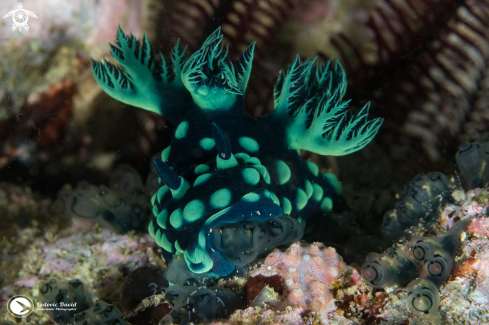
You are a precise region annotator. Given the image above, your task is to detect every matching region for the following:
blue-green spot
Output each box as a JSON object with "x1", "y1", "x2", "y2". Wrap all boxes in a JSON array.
[
  {"x1": 235, "y1": 153, "x2": 251, "y2": 161},
  {"x1": 320, "y1": 197, "x2": 333, "y2": 212},
  {"x1": 307, "y1": 161, "x2": 319, "y2": 176},
  {"x1": 157, "y1": 210, "x2": 168, "y2": 229},
  {"x1": 170, "y1": 208, "x2": 183, "y2": 229},
  {"x1": 282, "y1": 197, "x2": 292, "y2": 215},
  {"x1": 151, "y1": 193, "x2": 156, "y2": 206},
  {"x1": 296, "y1": 188, "x2": 308, "y2": 211},
  {"x1": 242, "y1": 168, "x2": 260, "y2": 185},
  {"x1": 198, "y1": 231, "x2": 206, "y2": 247},
  {"x1": 238, "y1": 136, "x2": 259, "y2": 153},
  {"x1": 312, "y1": 183, "x2": 324, "y2": 202},
  {"x1": 243, "y1": 192, "x2": 260, "y2": 202},
  {"x1": 175, "y1": 121, "x2": 189, "y2": 139},
  {"x1": 161, "y1": 146, "x2": 171, "y2": 162},
  {"x1": 322, "y1": 172, "x2": 342, "y2": 195},
  {"x1": 253, "y1": 165, "x2": 271, "y2": 184},
  {"x1": 194, "y1": 164, "x2": 210, "y2": 175},
  {"x1": 152, "y1": 205, "x2": 159, "y2": 217},
  {"x1": 270, "y1": 192, "x2": 280, "y2": 205},
  {"x1": 245, "y1": 157, "x2": 261, "y2": 165},
  {"x1": 148, "y1": 220, "x2": 156, "y2": 237},
  {"x1": 157, "y1": 230, "x2": 174, "y2": 253},
  {"x1": 194, "y1": 173, "x2": 212, "y2": 186},
  {"x1": 305, "y1": 180, "x2": 313, "y2": 199},
  {"x1": 210, "y1": 188, "x2": 232, "y2": 209},
  {"x1": 276, "y1": 160, "x2": 291, "y2": 185},
  {"x1": 175, "y1": 240, "x2": 185, "y2": 253},
  {"x1": 183, "y1": 200, "x2": 205, "y2": 222},
  {"x1": 199, "y1": 138, "x2": 215, "y2": 150},
  {"x1": 157, "y1": 185, "x2": 170, "y2": 202},
  {"x1": 298, "y1": 217, "x2": 306, "y2": 229}
]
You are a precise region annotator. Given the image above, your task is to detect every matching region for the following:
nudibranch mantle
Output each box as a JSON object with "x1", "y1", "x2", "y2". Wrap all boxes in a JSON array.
[{"x1": 92, "y1": 27, "x2": 383, "y2": 276}]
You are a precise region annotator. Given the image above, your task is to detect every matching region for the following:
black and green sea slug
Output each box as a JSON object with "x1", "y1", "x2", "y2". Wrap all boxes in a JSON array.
[{"x1": 91, "y1": 27, "x2": 383, "y2": 276}]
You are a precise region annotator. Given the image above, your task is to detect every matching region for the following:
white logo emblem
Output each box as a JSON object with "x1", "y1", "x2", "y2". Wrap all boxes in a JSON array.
[
  {"x1": 2, "y1": 3, "x2": 38, "y2": 32},
  {"x1": 7, "y1": 295, "x2": 34, "y2": 318}
]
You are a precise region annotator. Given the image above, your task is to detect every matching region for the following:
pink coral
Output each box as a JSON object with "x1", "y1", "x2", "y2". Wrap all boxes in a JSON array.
[{"x1": 250, "y1": 242, "x2": 345, "y2": 324}]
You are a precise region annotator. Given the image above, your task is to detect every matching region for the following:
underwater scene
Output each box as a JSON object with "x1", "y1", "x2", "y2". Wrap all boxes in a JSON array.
[{"x1": 1, "y1": 0, "x2": 489, "y2": 324}]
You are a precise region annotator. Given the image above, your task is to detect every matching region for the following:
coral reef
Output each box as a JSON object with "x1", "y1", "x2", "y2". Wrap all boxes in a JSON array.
[
  {"x1": 74, "y1": 300, "x2": 130, "y2": 325},
  {"x1": 162, "y1": 284, "x2": 243, "y2": 324},
  {"x1": 0, "y1": 219, "x2": 162, "y2": 324},
  {"x1": 54, "y1": 164, "x2": 152, "y2": 234},
  {"x1": 250, "y1": 242, "x2": 346, "y2": 323},
  {"x1": 120, "y1": 265, "x2": 171, "y2": 325}
]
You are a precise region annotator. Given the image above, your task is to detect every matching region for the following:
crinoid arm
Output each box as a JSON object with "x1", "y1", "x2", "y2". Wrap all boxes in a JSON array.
[
  {"x1": 268, "y1": 57, "x2": 383, "y2": 156},
  {"x1": 91, "y1": 26, "x2": 192, "y2": 124},
  {"x1": 181, "y1": 27, "x2": 255, "y2": 112}
]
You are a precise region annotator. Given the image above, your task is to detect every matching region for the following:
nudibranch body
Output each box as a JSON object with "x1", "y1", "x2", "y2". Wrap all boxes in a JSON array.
[{"x1": 91, "y1": 27, "x2": 383, "y2": 276}]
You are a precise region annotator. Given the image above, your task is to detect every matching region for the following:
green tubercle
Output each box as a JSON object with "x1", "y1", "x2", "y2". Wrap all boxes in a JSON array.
[
  {"x1": 175, "y1": 121, "x2": 189, "y2": 139},
  {"x1": 199, "y1": 138, "x2": 215, "y2": 150},
  {"x1": 322, "y1": 172, "x2": 342, "y2": 195},
  {"x1": 175, "y1": 240, "x2": 185, "y2": 253},
  {"x1": 296, "y1": 188, "x2": 308, "y2": 211},
  {"x1": 170, "y1": 208, "x2": 183, "y2": 229},
  {"x1": 270, "y1": 192, "x2": 280, "y2": 205},
  {"x1": 238, "y1": 137, "x2": 259, "y2": 153},
  {"x1": 194, "y1": 173, "x2": 212, "y2": 186},
  {"x1": 183, "y1": 200, "x2": 205, "y2": 222},
  {"x1": 157, "y1": 185, "x2": 170, "y2": 202},
  {"x1": 210, "y1": 188, "x2": 232, "y2": 209},
  {"x1": 243, "y1": 192, "x2": 260, "y2": 202},
  {"x1": 276, "y1": 160, "x2": 291, "y2": 185},
  {"x1": 157, "y1": 210, "x2": 168, "y2": 229},
  {"x1": 148, "y1": 220, "x2": 156, "y2": 237},
  {"x1": 307, "y1": 161, "x2": 319, "y2": 176},
  {"x1": 282, "y1": 197, "x2": 292, "y2": 215},
  {"x1": 245, "y1": 157, "x2": 261, "y2": 165},
  {"x1": 252, "y1": 164, "x2": 271, "y2": 184},
  {"x1": 156, "y1": 229, "x2": 174, "y2": 253},
  {"x1": 242, "y1": 168, "x2": 260, "y2": 185},
  {"x1": 161, "y1": 146, "x2": 171, "y2": 162},
  {"x1": 234, "y1": 153, "x2": 251, "y2": 161},
  {"x1": 305, "y1": 180, "x2": 313, "y2": 199},
  {"x1": 194, "y1": 164, "x2": 210, "y2": 175},
  {"x1": 320, "y1": 197, "x2": 333, "y2": 212},
  {"x1": 312, "y1": 183, "x2": 324, "y2": 201}
]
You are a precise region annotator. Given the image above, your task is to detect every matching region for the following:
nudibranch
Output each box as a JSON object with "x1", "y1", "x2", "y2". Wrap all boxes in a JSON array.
[{"x1": 91, "y1": 27, "x2": 383, "y2": 276}]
